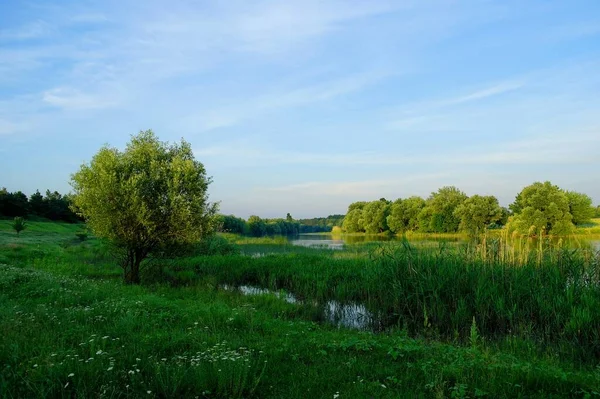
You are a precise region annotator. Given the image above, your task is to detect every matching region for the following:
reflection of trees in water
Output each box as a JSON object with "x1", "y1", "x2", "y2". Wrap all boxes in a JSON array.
[{"x1": 293, "y1": 234, "x2": 600, "y2": 251}]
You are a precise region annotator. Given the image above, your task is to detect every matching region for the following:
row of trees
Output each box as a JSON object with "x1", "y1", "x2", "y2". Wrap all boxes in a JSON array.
[
  {"x1": 342, "y1": 182, "x2": 596, "y2": 236},
  {"x1": 297, "y1": 215, "x2": 344, "y2": 233},
  {"x1": 217, "y1": 213, "x2": 302, "y2": 237},
  {"x1": 217, "y1": 213, "x2": 346, "y2": 237},
  {"x1": 0, "y1": 188, "x2": 81, "y2": 222}
]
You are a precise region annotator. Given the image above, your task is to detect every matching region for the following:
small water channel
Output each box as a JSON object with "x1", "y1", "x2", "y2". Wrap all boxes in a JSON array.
[{"x1": 222, "y1": 284, "x2": 380, "y2": 331}]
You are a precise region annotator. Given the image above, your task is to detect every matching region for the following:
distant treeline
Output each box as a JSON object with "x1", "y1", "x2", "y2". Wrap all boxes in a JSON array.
[
  {"x1": 217, "y1": 213, "x2": 344, "y2": 237},
  {"x1": 297, "y1": 215, "x2": 344, "y2": 233},
  {"x1": 342, "y1": 182, "x2": 599, "y2": 236},
  {"x1": 217, "y1": 214, "x2": 300, "y2": 237},
  {"x1": 0, "y1": 188, "x2": 81, "y2": 222}
]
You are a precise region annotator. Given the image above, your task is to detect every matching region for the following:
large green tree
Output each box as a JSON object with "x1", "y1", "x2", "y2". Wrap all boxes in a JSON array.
[
  {"x1": 453, "y1": 195, "x2": 503, "y2": 236},
  {"x1": 565, "y1": 191, "x2": 595, "y2": 225},
  {"x1": 508, "y1": 181, "x2": 574, "y2": 236},
  {"x1": 361, "y1": 199, "x2": 391, "y2": 234},
  {"x1": 419, "y1": 186, "x2": 468, "y2": 233},
  {"x1": 70, "y1": 130, "x2": 218, "y2": 284},
  {"x1": 342, "y1": 201, "x2": 367, "y2": 233},
  {"x1": 247, "y1": 215, "x2": 266, "y2": 237},
  {"x1": 387, "y1": 196, "x2": 426, "y2": 233}
]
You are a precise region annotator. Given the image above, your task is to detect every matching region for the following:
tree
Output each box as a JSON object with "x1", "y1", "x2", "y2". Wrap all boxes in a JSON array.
[
  {"x1": 420, "y1": 186, "x2": 468, "y2": 233},
  {"x1": 247, "y1": 215, "x2": 266, "y2": 237},
  {"x1": 0, "y1": 189, "x2": 29, "y2": 217},
  {"x1": 595, "y1": 205, "x2": 600, "y2": 218},
  {"x1": 565, "y1": 191, "x2": 595, "y2": 225},
  {"x1": 508, "y1": 181, "x2": 574, "y2": 236},
  {"x1": 12, "y1": 217, "x2": 26, "y2": 235},
  {"x1": 342, "y1": 202, "x2": 367, "y2": 233},
  {"x1": 361, "y1": 199, "x2": 391, "y2": 233},
  {"x1": 70, "y1": 130, "x2": 218, "y2": 284},
  {"x1": 387, "y1": 196, "x2": 426, "y2": 234},
  {"x1": 453, "y1": 195, "x2": 503, "y2": 236},
  {"x1": 29, "y1": 190, "x2": 45, "y2": 216}
]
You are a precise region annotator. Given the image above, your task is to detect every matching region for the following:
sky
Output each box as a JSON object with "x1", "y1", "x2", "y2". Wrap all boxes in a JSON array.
[{"x1": 1, "y1": 0, "x2": 599, "y2": 219}]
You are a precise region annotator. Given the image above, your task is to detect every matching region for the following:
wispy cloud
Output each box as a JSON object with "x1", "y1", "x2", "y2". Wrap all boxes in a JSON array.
[
  {"x1": 386, "y1": 80, "x2": 525, "y2": 130},
  {"x1": 197, "y1": 131, "x2": 600, "y2": 167},
  {"x1": 42, "y1": 88, "x2": 119, "y2": 110},
  {"x1": 443, "y1": 81, "x2": 524, "y2": 106},
  {"x1": 182, "y1": 69, "x2": 395, "y2": 131},
  {"x1": 0, "y1": 21, "x2": 51, "y2": 41}
]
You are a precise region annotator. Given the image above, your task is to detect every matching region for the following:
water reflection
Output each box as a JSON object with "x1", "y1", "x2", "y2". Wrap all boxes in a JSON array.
[
  {"x1": 291, "y1": 233, "x2": 600, "y2": 251},
  {"x1": 221, "y1": 284, "x2": 376, "y2": 330}
]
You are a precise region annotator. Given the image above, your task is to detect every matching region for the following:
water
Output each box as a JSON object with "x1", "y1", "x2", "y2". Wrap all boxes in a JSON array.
[
  {"x1": 222, "y1": 284, "x2": 377, "y2": 331},
  {"x1": 291, "y1": 233, "x2": 600, "y2": 251}
]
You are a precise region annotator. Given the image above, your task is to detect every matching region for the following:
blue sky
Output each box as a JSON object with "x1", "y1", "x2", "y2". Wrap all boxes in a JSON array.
[{"x1": 1, "y1": 0, "x2": 599, "y2": 218}]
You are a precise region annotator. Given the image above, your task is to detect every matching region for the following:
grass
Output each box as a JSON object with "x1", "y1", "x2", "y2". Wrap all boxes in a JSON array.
[
  {"x1": 574, "y1": 218, "x2": 600, "y2": 235},
  {"x1": 1, "y1": 221, "x2": 600, "y2": 397}
]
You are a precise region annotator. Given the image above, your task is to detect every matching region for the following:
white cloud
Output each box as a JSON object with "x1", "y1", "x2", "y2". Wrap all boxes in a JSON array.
[
  {"x1": 0, "y1": 21, "x2": 51, "y2": 41},
  {"x1": 183, "y1": 69, "x2": 395, "y2": 131},
  {"x1": 42, "y1": 88, "x2": 118, "y2": 110}
]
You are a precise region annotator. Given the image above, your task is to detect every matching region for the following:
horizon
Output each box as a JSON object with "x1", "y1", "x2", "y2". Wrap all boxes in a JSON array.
[{"x1": 1, "y1": 1, "x2": 599, "y2": 219}]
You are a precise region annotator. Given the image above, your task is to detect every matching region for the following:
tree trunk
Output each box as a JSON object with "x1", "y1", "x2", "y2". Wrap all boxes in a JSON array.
[{"x1": 123, "y1": 250, "x2": 143, "y2": 285}]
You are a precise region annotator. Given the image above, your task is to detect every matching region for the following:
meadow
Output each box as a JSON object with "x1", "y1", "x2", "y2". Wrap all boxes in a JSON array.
[{"x1": 1, "y1": 221, "x2": 600, "y2": 398}]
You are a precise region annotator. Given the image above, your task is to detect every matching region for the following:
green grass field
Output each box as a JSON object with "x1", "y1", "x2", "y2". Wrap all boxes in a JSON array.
[{"x1": 1, "y1": 222, "x2": 600, "y2": 398}]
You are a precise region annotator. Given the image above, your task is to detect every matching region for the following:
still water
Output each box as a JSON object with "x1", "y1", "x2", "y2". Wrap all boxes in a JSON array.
[
  {"x1": 222, "y1": 284, "x2": 378, "y2": 331},
  {"x1": 290, "y1": 233, "x2": 600, "y2": 251}
]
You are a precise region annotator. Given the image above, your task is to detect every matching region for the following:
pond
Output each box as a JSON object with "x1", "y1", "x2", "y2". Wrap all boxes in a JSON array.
[
  {"x1": 222, "y1": 284, "x2": 381, "y2": 331},
  {"x1": 290, "y1": 233, "x2": 600, "y2": 251}
]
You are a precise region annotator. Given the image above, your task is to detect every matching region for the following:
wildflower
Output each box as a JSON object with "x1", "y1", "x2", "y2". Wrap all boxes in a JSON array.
[
  {"x1": 96, "y1": 350, "x2": 103, "y2": 355},
  {"x1": 107, "y1": 367, "x2": 113, "y2": 371},
  {"x1": 33, "y1": 364, "x2": 38, "y2": 368},
  {"x1": 68, "y1": 373, "x2": 75, "y2": 378},
  {"x1": 64, "y1": 382, "x2": 69, "y2": 388},
  {"x1": 147, "y1": 391, "x2": 152, "y2": 394},
  {"x1": 334, "y1": 393, "x2": 340, "y2": 399}
]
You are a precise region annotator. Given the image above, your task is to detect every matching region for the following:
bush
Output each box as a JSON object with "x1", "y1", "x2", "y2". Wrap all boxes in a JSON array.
[{"x1": 12, "y1": 217, "x2": 26, "y2": 235}]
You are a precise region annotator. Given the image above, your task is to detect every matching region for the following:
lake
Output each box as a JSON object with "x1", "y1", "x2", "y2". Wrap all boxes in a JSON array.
[{"x1": 291, "y1": 233, "x2": 600, "y2": 251}]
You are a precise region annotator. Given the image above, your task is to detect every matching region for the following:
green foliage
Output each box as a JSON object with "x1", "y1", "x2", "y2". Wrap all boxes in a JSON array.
[
  {"x1": 361, "y1": 199, "x2": 391, "y2": 233},
  {"x1": 297, "y1": 214, "x2": 344, "y2": 233},
  {"x1": 12, "y1": 216, "x2": 26, "y2": 235},
  {"x1": 0, "y1": 188, "x2": 29, "y2": 217},
  {"x1": 566, "y1": 191, "x2": 595, "y2": 225},
  {"x1": 508, "y1": 181, "x2": 574, "y2": 236},
  {"x1": 342, "y1": 202, "x2": 367, "y2": 233},
  {"x1": 387, "y1": 196, "x2": 426, "y2": 233},
  {"x1": 0, "y1": 187, "x2": 80, "y2": 222},
  {"x1": 247, "y1": 215, "x2": 267, "y2": 237},
  {"x1": 70, "y1": 130, "x2": 218, "y2": 284},
  {"x1": 420, "y1": 186, "x2": 468, "y2": 233},
  {"x1": 454, "y1": 195, "x2": 503, "y2": 236},
  {"x1": 75, "y1": 230, "x2": 88, "y2": 242},
  {"x1": 2, "y1": 221, "x2": 600, "y2": 397}
]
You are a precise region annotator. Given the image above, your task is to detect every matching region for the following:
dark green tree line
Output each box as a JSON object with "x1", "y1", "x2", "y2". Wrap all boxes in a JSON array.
[{"x1": 0, "y1": 188, "x2": 81, "y2": 222}]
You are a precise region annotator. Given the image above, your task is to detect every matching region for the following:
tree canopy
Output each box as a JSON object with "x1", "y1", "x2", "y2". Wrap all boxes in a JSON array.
[
  {"x1": 454, "y1": 195, "x2": 503, "y2": 236},
  {"x1": 507, "y1": 181, "x2": 574, "y2": 236},
  {"x1": 565, "y1": 191, "x2": 595, "y2": 225},
  {"x1": 70, "y1": 130, "x2": 218, "y2": 284},
  {"x1": 387, "y1": 196, "x2": 426, "y2": 234}
]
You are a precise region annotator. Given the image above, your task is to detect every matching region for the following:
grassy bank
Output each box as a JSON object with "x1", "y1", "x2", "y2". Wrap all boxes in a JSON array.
[{"x1": 1, "y1": 222, "x2": 600, "y2": 397}]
